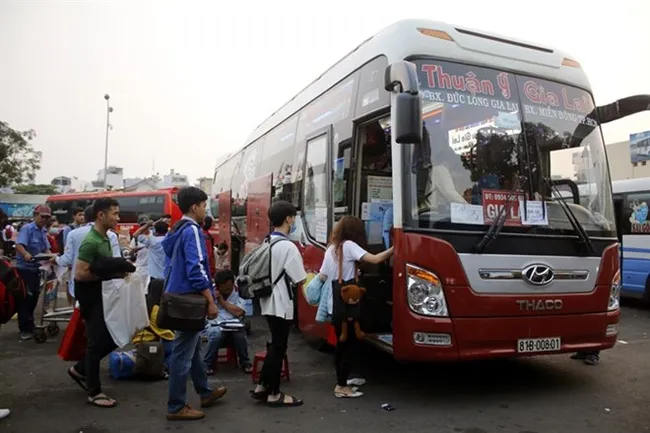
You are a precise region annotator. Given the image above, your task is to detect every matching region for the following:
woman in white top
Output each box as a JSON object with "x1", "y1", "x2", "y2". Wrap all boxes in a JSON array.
[{"x1": 319, "y1": 216, "x2": 393, "y2": 398}]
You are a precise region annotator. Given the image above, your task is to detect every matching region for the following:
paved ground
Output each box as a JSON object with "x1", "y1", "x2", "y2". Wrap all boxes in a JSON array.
[{"x1": 1, "y1": 302, "x2": 649, "y2": 433}]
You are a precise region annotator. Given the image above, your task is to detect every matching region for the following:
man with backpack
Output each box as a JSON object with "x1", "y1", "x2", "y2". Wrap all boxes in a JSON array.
[
  {"x1": 162, "y1": 187, "x2": 227, "y2": 421},
  {"x1": 248, "y1": 201, "x2": 306, "y2": 407}
]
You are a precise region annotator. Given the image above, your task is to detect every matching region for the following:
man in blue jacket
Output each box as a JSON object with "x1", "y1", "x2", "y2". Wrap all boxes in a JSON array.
[{"x1": 163, "y1": 186, "x2": 227, "y2": 421}]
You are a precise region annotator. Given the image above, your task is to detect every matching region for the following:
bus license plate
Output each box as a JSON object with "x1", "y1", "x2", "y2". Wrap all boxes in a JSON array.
[{"x1": 517, "y1": 337, "x2": 561, "y2": 353}]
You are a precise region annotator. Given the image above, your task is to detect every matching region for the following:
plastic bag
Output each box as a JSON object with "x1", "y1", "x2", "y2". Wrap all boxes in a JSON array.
[
  {"x1": 102, "y1": 274, "x2": 149, "y2": 348},
  {"x1": 57, "y1": 308, "x2": 86, "y2": 361},
  {"x1": 305, "y1": 275, "x2": 324, "y2": 306}
]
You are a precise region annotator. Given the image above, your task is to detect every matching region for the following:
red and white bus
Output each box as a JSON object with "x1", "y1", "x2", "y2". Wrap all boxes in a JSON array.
[
  {"x1": 46, "y1": 188, "x2": 182, "y2": 242},
  {"x1": 212, "y1": 20, "x2": 648, "y2": 361}
]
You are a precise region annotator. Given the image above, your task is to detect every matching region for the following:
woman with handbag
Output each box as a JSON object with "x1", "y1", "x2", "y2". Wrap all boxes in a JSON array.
[{"x1": 319, "y1": 216, "x2": 393, "y2": 398}]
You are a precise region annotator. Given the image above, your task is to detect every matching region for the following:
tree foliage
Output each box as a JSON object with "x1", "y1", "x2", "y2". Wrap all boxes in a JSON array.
[
  {"x1": 0, "y1": 121, "x2": 41, "y2": 188},
  {"x1": 13, "y1": 184, "x2": 57, "y2": 195}
]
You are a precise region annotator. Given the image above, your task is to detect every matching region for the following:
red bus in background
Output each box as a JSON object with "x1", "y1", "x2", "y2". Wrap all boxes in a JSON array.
[{"x1": 46, "y1": 188, "x2": 182, "y2": 246}]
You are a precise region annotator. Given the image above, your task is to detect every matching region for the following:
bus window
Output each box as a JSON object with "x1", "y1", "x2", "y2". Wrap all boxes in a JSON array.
[
  {"x1": 302, "y1": 133, "x2": 330, "y2": 244},
  {"x1": 49, "y1": 198, "x2": 93, "y2": 224},
  {"x1": 116, "y1": 194, "x2": 165, "y2": 223},
  {"x1": 210, "y1": 195, "x2": 219, "y2": 220},
  {"x1": 333, "y1": 140, "x2": 352, "y2": 218},
  {"x1": 355, "y1": 56, "x2": 389, "y2": 118},
  {"x1": 626, "y1": 192, "x2": 650, "y2": 234}
]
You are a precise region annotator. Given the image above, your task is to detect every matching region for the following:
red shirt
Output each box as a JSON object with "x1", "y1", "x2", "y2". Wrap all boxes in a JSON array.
[{"x1": 47, "y1": 234, "x2": 60, "y2": 254}]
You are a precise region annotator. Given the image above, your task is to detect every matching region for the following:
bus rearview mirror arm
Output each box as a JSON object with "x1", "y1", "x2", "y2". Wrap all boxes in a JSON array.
[
  {"x1": 385, "y1": 61, "x2": 423, "y2": 145},
  {"x1": 570, "y1": 94, "x2": 650, "y2": 148}
]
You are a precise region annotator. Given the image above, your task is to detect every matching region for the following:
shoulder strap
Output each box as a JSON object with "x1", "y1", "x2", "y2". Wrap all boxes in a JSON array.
[
  {"x1": 163, "y1": 220, "x2": 192, "y2": 291},
  {"x1": 269, "y1": 236, "x2": 291, "y2": 287},
  {"x1": 337, "y1": 242, "x2": 358, "y2": 284}
]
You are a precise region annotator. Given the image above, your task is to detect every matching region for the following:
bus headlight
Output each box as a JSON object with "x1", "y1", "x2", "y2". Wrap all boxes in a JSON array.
[
  {"x1": 406, "y1": 264, "x2": 448, "y2": 317},
  {"x1": 608, "y1": 270, "x2": 621, "y2": 311}
]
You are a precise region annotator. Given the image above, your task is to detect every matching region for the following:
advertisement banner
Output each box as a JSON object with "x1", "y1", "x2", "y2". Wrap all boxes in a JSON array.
[{"x1": 630, "y1": 130, "x2": 650, "y2": 164}]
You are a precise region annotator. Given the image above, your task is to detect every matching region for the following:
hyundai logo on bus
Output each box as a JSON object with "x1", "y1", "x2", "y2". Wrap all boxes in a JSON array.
[{"x1": 522, "y1": 264, "x2": 555, "y2": 286}]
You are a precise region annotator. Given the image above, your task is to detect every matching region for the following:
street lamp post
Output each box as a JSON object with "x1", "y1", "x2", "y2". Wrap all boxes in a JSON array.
[{"x1": 103, "y1": 94, "x2": 114, "y2": 188}]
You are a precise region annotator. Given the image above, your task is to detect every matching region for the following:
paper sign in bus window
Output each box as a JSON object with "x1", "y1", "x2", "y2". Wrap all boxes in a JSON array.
[
  {"x1": 520, "y1": 200, "x2": 549, "y2": 226},
  {"x1": 367, "y1": 176, "x2": 392, "y2": 201},
  {"x1": 450, "y1": 203, "x2": 485, "y2": 225}
]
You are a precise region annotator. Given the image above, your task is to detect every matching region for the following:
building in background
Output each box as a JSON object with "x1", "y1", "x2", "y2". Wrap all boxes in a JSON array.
[
  {"x1": 51, "y1": 176, "x2": 92, "y2": 193},
  {"x1": 604, "y1": 135, "x2": 650, "y2": 181},
  {"x1": 196, "y1": 176, "x2": 212, "y2": 195},
  {"x1": 122, "y1": 177, "x2": 161, "y2": 192},
  {"x1": 96, "y1": 166, "x2": 124, "y2": 189},
  {"x1": 161, "y1": 169, "x2": 189, "y2": 188}
]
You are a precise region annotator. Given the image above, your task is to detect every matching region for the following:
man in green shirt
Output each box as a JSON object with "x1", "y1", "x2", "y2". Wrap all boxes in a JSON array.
[{"x1": 72, "y1": 197, "x2": 125, "y2": 408}]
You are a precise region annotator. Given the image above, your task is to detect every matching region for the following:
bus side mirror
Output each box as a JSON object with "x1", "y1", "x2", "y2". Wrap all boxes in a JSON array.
[{"x1": 394, "y1": 93, "x2": 422, "y2": 145}]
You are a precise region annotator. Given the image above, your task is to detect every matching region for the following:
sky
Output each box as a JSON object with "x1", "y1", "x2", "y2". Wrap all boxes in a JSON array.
[{"x1": 1, "y1": 0, "x2": 649, "y2": 185}]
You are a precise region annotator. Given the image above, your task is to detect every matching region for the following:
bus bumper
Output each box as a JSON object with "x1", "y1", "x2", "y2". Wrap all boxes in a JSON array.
[{"x1": 395, "y1": 310, "x2": 619, "y2": 362}]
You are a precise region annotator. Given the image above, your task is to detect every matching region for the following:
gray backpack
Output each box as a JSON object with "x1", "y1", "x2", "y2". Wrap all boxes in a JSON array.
[{"x1": 237, "y1": 236, "x2": 291, "y2": 300}]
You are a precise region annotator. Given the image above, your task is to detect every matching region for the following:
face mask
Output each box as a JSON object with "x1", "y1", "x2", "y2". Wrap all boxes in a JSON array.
[{"x1": 49, "y1": 228, "x2": 57, "y2": 235}]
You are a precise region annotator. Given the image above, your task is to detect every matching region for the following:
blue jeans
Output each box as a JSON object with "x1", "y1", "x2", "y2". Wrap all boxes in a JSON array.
[
  {"x1": 202, "y1": 327, "x2": 251, "y2": 370},
  {"x1": 167, "y1": 330, "x2": 213, "y2": 413}
]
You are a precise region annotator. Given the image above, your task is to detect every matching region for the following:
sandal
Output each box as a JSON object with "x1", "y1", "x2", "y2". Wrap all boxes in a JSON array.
[
  {"x1": 68, "y1": 367, "x2": 88, "y2": 392},
  {"x1": 243, "y1": 366, "x2": 253, "y2": 374},
  {"x1": 266, "y1": 392, "x2": 303, "y2": 408},
  {"x1": 249, "y1": 387, "x2": 269, "y2": 401},
  {"x1": 87, "y1": 393, "x2": 117, "y2": 408},
  {"x1": 335, "y1": 391, "x2": 363, "y2": 398}
]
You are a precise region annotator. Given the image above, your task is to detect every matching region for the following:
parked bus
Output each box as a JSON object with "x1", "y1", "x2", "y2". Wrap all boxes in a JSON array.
[
  {"x1": 46, "y1": 188, "x2": 182, "y2": 240},
  {"x1": 576, "y1": 179, "x2": 649, "y2": 299},
  {"x1": 212, "y1": 19, "x2": 648, "y2": 361},
  {"x1": 610, "y1": 179, "x2": 648, "y2": 299}
]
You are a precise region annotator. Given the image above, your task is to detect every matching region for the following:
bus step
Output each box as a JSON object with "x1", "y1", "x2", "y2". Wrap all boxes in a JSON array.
[{"x1": 365, "y1": 333, "x2": 393, "y2": 353}]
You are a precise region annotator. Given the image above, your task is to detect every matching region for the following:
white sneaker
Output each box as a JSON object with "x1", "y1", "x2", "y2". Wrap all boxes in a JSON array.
[
  {"x1": 347, "y1": 378, "x2": 366, "y2": 386},
  {"x1": 0, "y1": 408, "x2": 10, "y2": 420}
]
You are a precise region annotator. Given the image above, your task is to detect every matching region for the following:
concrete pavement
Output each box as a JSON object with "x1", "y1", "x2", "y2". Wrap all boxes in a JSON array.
[{"x1": 0, "y1": 303, "x2": 649, "y2": 433}]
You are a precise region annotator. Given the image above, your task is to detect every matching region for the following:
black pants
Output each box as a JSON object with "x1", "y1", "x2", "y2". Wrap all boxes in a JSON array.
[
  {"x1": 334, "y1": 320, "x2": 360, "y2": 387},
  {"x1": 74, "y1": 289, "x2": 117, "y2": 398},
  {"x1": 16, "y1": 269, "x2": 41, "y2": 333},
  {"x1": 259, "y1": 315, "x2": 291, "y2": 395}
]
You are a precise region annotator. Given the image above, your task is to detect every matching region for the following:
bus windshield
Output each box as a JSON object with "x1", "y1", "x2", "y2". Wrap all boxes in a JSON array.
[{"x1": 403, "y1": 59, "x2": 615, "y2": 237}]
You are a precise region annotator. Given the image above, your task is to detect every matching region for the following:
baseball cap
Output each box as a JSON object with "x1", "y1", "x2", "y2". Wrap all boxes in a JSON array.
[
  {"x1": 35, "y1": 205, "x2": 52, "y2": 217},
  {"x1": 138, "y1": 215, "x2": 150, "y2": 226}
]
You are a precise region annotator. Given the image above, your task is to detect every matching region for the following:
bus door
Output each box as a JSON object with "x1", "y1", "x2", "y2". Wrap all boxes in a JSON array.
[
  {"x1": 245, "y1": 173, "x2": 273, "y2": 255},
  {"x1": 217, "y1": 190, "x2": 232, "y2": 269}
]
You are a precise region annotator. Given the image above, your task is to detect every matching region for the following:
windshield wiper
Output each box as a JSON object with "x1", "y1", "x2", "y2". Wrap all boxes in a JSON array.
[
  {"x1": 527, "y1": 124, "x2": 595, "y2": 255},
  {"x1": 542, "y1": 177, "x2": 595, "y2": 255},
  {"x1": 472, "y1": 188, "x2": 521, "y2": 254}
]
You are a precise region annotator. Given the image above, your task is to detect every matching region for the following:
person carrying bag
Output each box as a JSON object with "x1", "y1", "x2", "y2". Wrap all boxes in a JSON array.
[
  {"x1": 156, "y1": 219, "x2": 208, "y2": 332},
  {"x1": 319, "y1": 216, "x2": 393, "y2": 399},
  {"x1": 156, "y1": 187, "x2": 227, "y2": 422}
]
